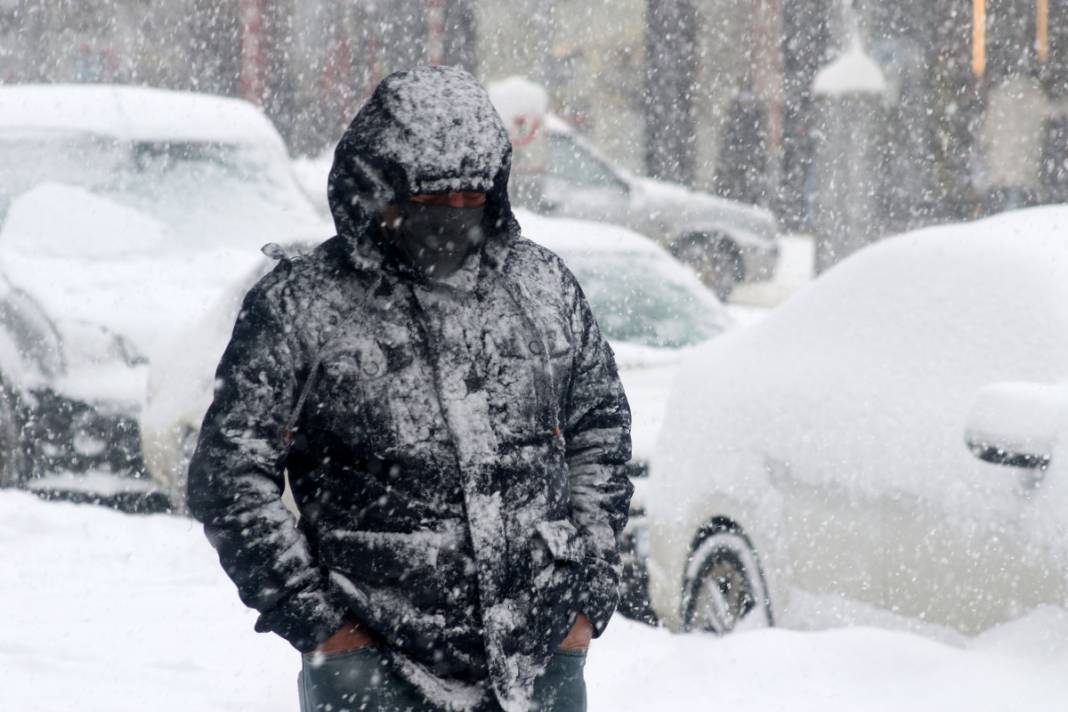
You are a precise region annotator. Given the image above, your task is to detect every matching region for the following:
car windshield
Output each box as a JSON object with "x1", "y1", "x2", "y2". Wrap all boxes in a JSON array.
[
  {"x1": 546, "y1": 134, "x2": 626, "y2": 190},
  {"x1": 0, "y1": 132, "x2": 317, "y2": 247},
  {"x1": 0, "y1": 133, "x2": 122, "y2": 215},
  {"x1": 563, "y1": 251, "x2": 726, "y2": 349}
]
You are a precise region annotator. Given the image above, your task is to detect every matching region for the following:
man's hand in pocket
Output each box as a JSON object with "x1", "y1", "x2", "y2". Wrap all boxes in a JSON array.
[
  {"x1": 559, "y1": 613, "x2": 593, "y2": 651},
  {"x1": 315, "y1": 619, "x2": 373, "y2": 655}
]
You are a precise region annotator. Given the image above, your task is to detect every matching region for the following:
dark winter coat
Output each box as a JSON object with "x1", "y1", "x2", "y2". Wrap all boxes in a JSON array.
[{"x1": 187, "y1": 65, "x2": 632, "y2": 711}]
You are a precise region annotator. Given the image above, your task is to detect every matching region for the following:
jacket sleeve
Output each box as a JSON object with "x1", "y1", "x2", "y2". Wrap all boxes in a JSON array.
[
  {"x1": 186, "y1": 277, "x2": 349, "y2": 653},
  {"x1": 562, "y1": 274, "x2": 634, "y2": 637}
]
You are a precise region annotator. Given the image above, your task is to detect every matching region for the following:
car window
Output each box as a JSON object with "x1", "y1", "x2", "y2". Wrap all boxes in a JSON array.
[
  {"x1": 0, "y1": 133, "x2": 124, "y2": 222},
  {"x1": 0, "y1": 132, "x2": 318, "y2": 248},
  {"x1": 563, "y1": 251, "x2": 727, "y2": 349},
  {"x1": 546, "y1": 134, "x2": 626, "y2": 190}
]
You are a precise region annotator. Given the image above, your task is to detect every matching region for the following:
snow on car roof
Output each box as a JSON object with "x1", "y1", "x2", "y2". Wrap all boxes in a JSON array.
[
  {"x1": 0, "y1": 84, "x2": 286, "y2": 150},
  {"x1": 516, "y1": 208, "x2": 663, "y2": 257},
  {"x1": 651, "y1": 206, "x2": 1068, "y2": 532}
]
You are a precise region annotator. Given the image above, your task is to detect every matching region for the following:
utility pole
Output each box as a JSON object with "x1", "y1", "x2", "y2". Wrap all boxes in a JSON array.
[
  {"x1": 752, "y1": 0, "x2": 785, "y2": 202},
  {"x1": 239, "y1": 0, "x2": 268, "y2": 104}
]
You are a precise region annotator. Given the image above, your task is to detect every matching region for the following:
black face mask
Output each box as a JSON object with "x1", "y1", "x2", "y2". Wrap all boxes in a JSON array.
[{"x1": 387, "y1": 202, "x2": 486, "y2": 278}]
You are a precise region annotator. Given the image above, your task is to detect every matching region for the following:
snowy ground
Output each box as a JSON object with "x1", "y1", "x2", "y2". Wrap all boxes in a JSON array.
[{"x1": 4, "y1": 491, "x2": 1068, "y2": 712}]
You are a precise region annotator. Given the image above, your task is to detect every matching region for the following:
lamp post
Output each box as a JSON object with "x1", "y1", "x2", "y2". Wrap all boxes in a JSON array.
[
  {"x1": 973, "y1": 0, "x2": 1050, "y2": 78},
  {"x1": 972, "y1": 0, "x2": 985, "y2": 78},
  {"x1": 1036, "y1": 0, "x2": 1049, "y2": 64}
]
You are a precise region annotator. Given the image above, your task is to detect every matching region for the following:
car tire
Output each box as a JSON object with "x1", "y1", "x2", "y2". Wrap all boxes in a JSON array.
[
  {"x1": 0, "y1": 378, "x2": 25, "y2": 488},
  {"x1": 671, "y1": 235, "x2": 744, "y2": 301},
  {"x1": 682, "y1": 524, "x2": 773, "y2": 634},
  {"x1": 709, "y1": 242, "x2": 744, "y2": 301}
]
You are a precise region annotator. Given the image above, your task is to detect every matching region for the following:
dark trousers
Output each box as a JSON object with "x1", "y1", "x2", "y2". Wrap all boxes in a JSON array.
[{"x1": 298, "y1": 646, "x2": 587, "y2": 712}]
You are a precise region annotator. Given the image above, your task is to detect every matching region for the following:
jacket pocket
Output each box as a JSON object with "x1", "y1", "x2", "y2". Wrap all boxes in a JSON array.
[{"x1": 535, "y1": 519, "x2": 586, "y2": 564}]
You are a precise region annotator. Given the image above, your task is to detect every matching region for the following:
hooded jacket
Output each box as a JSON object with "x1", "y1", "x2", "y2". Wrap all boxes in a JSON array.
[{"x1": 187, "y1": 65, "x2": 632, "y2": 711}]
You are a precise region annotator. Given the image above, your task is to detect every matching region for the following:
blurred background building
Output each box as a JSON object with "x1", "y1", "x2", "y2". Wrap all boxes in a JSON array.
[{"x1": 2, "y1": 0, "x2": 1066, "y2": 240}]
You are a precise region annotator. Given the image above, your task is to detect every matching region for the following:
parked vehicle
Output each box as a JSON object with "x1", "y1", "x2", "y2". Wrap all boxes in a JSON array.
[
  {"x1": 139, "y1": 210, "x2": 733, "y2": 619},
  {"x1": 645, "y1": 207, "x2": 1068, "y2": 636},
  {"x1": 488, "y1": 77, "x2": 780, "y2": 300},
  {"x1": 0, "y1": 84, "x2": 329, "y2": 509}
]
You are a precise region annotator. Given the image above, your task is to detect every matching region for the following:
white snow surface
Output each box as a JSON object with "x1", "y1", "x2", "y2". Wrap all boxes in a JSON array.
[
  {"x1": 0, "y1": 184, "x2": 266, "y2": 360},
  {"x1": 813, "y1": 39, "x2": 888, "y2": 96},
  {"x1": 2, "y1": 181, "x2": 169, "y2": 258},
  {"x1": 0, "y1": 83, "x2": 286, "y2": 150},
  {"x1": 3, "y1": 490, "x2": 1067, "y2": 711},
  {"x1": 0, "y1": 172, "x2": 327, "y2": 368}
]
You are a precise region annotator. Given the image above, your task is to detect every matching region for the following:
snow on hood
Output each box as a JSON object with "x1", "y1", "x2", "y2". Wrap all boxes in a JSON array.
[
  {"x1": 0, "y1": 183, "x2": 270, "y2": 364},
  {"x1": 2, "y1": 182, "x2": 168, "y2": 258},
  {"x1": 651, "y1": 206, "x2": 1068, "y2": 546},
  {"x1": 327, "y1": 65, "x2": 518, "y2": 271}
]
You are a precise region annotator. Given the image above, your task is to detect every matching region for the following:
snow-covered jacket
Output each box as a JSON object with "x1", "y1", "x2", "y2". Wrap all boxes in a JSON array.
[{"x1": 186, "y1": 65, "x2": 632, "y2": 711}]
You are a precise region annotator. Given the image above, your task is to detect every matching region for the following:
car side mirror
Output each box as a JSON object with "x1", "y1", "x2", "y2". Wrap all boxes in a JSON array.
[{"x1": 963, "y1": 382, "x2": 1066, "y2": 475}]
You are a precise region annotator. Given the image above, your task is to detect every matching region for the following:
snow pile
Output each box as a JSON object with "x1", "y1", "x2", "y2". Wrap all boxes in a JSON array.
[
  {"x1": 0, "y1": 218, "x2": 263, "y2": 365},
  {"x1": 3, "y1": 491, "x2": 1067, "y2": 711},
  {"x1": 0, "y1": 161, "x2": 326, "y2": 367},
  {"x1": 813, "y1": 39, "x2": 888, "y2": 97},
  {"x1": 1, "y1": 182, "x2": 168, "y2": 258},
  {"x1": 589, "y1": 605, "x2": 1068, "y2": 711}
]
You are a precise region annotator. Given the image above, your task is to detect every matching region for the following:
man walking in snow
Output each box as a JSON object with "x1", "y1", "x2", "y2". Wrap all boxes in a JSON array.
[{"x1": 187, "y1": 65, "x2": 632, "y2": 712}]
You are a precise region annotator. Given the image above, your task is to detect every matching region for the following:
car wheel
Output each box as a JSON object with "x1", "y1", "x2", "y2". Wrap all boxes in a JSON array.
[
  {"x1": 682, "y1": 524, "x2": 773, "y2": 634},
  {"x1": 672, "y1": 235, "x2": 744, "y2": 301},
  {"x1": 0, "y1": 379, "x2": 24, "y2": 487}
]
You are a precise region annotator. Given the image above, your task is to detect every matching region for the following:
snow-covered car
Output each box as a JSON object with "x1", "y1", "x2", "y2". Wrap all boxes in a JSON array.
[
  {"x1": 488, "y1": 77, "x2": 780, "y2": 300},
  {"x1": 139, "y1": 210, "x2": 732, "y2": 614},
  {"x1": 646, "y1": 207, "x2": 1068, "y2": 637},
  {"x1": 0, "y1": 84, "x2": 330, "y2": 508}
]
